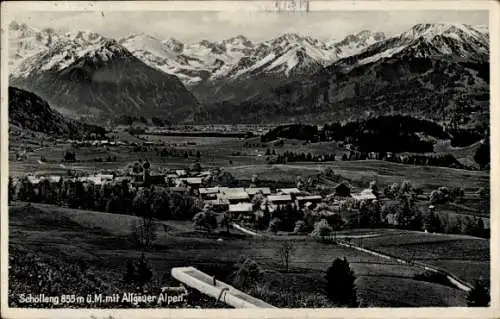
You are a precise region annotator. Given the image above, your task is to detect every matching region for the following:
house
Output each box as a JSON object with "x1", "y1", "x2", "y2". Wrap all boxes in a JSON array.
[
  {"x1": 333, "y1": 183, "x2": 351, "y2": 197},
  {"x1": 277, "y1": 188, "x2": 302, "y2": 195},
  {"x1": 27, "y1": 175, "x2": 41, "y2": 185},
  {"x1": 169, "y1": 186, "x2": 188, "y2": 195},
  {"x1": 267, "y1": 194, "x2": 293, "y2": 205},
  {"x1": 245, "y1": 187, "x2": 272, "y2": 197},
  {"x1": 45, "y1": 175, "x2": 62, "y2": 183},
  {"x1": 199, "y1": 187, "x2": 220, "y2": 200},
  {"x1": 203, "y1": 198, "x2": 230, "y2": 211},
  {"x1": 228, "y1": 202, "x2": 254, "y2": 219},
  {"x1": 178, "y1": 177, "x2": 203, "y2": 188},
  {"x1": 198, "y1": 170, "x2": 212, "y2": 177},
  {"x1": 296, "y1": 195, "x2": 323, "y2": 208},
  {"x1": 175, "y1": 169, "x2": 188, "y2": 177},
  {"x1": 351, "y1": 189, "x2": 377, "y2": 202},
  {"x1": 219, "y1": 188, "x2": 250, "y2": 204},
  {"x1": 145, "y1": 174, "x2": 166, "y2": 186},
  {"x1": 96, "y1": 174, "x2": 114, "y2": 181}
]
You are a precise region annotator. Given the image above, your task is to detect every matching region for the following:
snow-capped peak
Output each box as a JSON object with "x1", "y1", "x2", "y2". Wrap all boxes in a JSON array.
[
  {"x1": 64, "y1": 30, "x2": 107, "y2": 45},
  {"x1": 162, "y1": 37, "x2": 184, "y2": 53},
  {"x1": 400, "y1": 23, "x2": 484, "y2": 42}
]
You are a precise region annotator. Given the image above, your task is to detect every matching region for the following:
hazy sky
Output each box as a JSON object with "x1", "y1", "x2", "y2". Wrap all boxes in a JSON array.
[{"x1": 9, "y1": 10, "x2": 488, "y2": 43}]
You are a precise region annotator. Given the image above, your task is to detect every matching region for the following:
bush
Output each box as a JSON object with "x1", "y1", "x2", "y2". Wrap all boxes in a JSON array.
[
  {"x1": 293, "y1": 220, "x2": 306, "y2": 234},
  {"x1": 311, "y1": 219, "x2": 332, "y2": 238},
  {"x1": 123, "y1": 254, "x2": 153, "y2": 287},
  {"x1": 325, "y1": 258, "x2": 358, "y2": 307},
  {"x1": 192, "y1": 211, "x2": 218, "y2": 232},
  {"x1": 268, "y1": 218, "x2": 281, "y2": 234},
  {"x1": 229, "y1": 257, "x2": 262, "y2": 289},
  {"x1": 467, "y1": 279, "x2": 490, "y2": 307}
]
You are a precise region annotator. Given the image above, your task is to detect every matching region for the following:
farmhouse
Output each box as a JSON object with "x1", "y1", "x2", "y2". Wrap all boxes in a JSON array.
[
  {"x1": 351, "y1": 189, "x2": 377, "y2": 201},
  {"x1": 199, "y1": 187, "x2": 220, "y2": 200},
  {"x1": 169, "y1": 186, "x2": 188, "y2": 195},
  {"x1": 296, "y1": 195, "x2": 323, "y2": 208},
  {"x1": 333, "y1": 183, "x2": 351, "y2": 197},
  {"x1": 228, "y1": 202, "x2": 254, "y2": 219},
  {"x1": 179, "y1": 177, "x2": 203, "y2": 188},
  {"x1": 245, "y1": 187, "x2": 272, "y2": 197},
  {"x1": 175, "y1": 170, "x2": 188, "y2": 177},
  {"x1": 219, "y1": 188, "x2": 250, "y2": 204},
  {"x1": 267, "y1": 194, "x2": 293, "y2": 205},
  {"x1": 277, "y1": 188, "x2": 302, "y2": 195}
]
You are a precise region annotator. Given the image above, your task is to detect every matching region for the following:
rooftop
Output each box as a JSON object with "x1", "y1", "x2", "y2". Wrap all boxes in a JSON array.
[
  {"x1": 267, "y1": 194, "x2": 293, "y2": 202},
  {"x1": 229, "y1": 203, "x2": 254, "y2": 212},
  {"x1": 277, "y1": 188, "x2": 301, "y2": 194},
  {"x1": 245, "y1": 187, "x2": 272, "y2": 195}
]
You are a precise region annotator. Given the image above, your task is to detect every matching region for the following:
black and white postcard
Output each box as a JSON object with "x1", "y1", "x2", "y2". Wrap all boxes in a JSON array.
[{"x1": 1, "y1": 1, "x2": 498, "y2": 318}]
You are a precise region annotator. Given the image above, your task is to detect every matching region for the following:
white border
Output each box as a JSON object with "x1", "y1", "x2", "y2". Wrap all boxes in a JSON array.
[{"x1": 1, "y1": 1, "x2": 499, "y2": 318}]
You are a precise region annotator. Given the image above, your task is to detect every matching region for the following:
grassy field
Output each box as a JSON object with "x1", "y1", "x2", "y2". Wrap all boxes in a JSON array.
[
  {"x1": 8, "y1": 203, "x2": 472, "y2": 308},
  {"x1": 225, "y1": 161, "x2": 488, "y2": 192},
  {"x1": 361, "y1": 231, "x2": 490, "y2": 285}
]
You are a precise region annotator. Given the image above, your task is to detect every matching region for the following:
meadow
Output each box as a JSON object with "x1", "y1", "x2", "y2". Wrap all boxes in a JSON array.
[{"x1": 9, "y1": 202, "x2": 475, "y2": 308}]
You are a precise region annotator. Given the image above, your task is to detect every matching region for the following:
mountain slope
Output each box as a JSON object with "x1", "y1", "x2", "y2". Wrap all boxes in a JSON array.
[
  {"x1": 198, "y1": 23, "x2": 489, "y2": 124},
  {"x1": 10, "y1": 38, "x2": 200, "y2": 123},
  {"x1": 8, "y1": 86, "x2": 105, "y2": 138}
]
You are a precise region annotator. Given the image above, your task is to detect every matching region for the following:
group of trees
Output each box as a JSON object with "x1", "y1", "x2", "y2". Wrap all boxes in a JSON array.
[
  {"x1": 93, "y1": 155, "x2": 117, "y2": 162},
  {"x1": 385, "y1": 153, "x2": 465, "y2": 169},
  {"x1": 10, "y1": 178, "x2": 201, "y2": 222},
  {"x1": 261, "y1": 116, "x2": 448, "y2": 154},
  {"x1": 429, "y1": 186, "x2": 465, "y2": 204},
  {"x1": 270, "y1": 151, "x2": 336, "y2": 164},
  {"x1": 154, "y1": 147, "x2": 201, "y2": 159}
]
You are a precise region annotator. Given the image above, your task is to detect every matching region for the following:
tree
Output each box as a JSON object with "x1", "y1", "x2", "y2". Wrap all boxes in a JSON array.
[
  {"x1": 220, "y1": 213, "x2": 233, "y2": 233},
  {"x1": 328, "y1": 214, "x2": 344, "y2": 240},
  {"x1": 63, "y1": 150, "x2": 76, "y2": 162},
  {"x1": 8, "y1": 177, "x2": 15, "y2": 202},
  {"x1": 193, "y1": 210, "x2": 218, "y2": 232},
  {"x1": 293, "y1": 220, "x2": 306, "y2": 234},
  {"x1": 268, "y1": 217, "x2": 281, "y2": 234},
  {"x1": 325, "y1": 258, "x2": 358, "y2": 307},
  {"x1": 474, "y1": 140, "x2": 489, "y2": 169},
  {"x1": 230, "y1": 257, "x2": 262, "y2": 289},
  {"x1": 278, "y1": 241, "x2": 295, "y2": 272},
  {"x1": 311, "y1": 219, "x2": 332, "y2": 239},
  {"x1": 251, "y1": 193, "x2": 265, "y2": 211},
  {"x1": 424, "y1": 210, "x2": 442, "y2": 233},
  {"x1": 132, "y1": 188, "x2": 158, "y2": 249},
  {"x1": 429, "y1": 190, "x2": 441, "y2": 204},
  {"x1": 369, "y1": 180, "x2": 378, "y2": 196},
  {"x1": 215, "y1": 172, "x2": 236, "y2": 187},
  {"x1": 467, "y1": 280, "x2": 490, "y2": 307}
]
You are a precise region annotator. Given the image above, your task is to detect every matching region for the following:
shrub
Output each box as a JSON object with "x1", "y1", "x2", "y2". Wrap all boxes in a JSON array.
[
  {"x1": 467, "y1": 279, "x2": 490, "y2": 307},
  {"x1": 325, "y1": 258, "x2": 358, "y2": 307},
  {"x1": 311, "y1": 219, "x2": 332, "y2": 238},
  {"x1": 193, "y1": 211, "x2": 218, "y2": 232},
  {"x1": 278, "y1": 241, "x2": 295, "y2": 272},
  {"x1": 268, "y1": 218, "x2": 281, "y2": 234},
  {"x1": 293, "y1": 220, "x2": 306, "y2": 234},
  {"x1": 230, "y1": 257, "x2": 262, "y2": 289}
]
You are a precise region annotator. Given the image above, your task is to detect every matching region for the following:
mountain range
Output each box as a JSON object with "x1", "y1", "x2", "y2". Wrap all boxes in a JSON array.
[
  {"x1": 9, "y1": 22, "x2": 199, "y2": 123},
  {"x1": 8, "y1": 21, "x2": 489, "y2": 124}
]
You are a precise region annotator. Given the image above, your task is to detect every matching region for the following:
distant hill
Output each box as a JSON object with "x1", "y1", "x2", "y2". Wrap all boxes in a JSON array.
[{"x1": 8, "y1": 86, "x2": 105, "y2": 138}]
